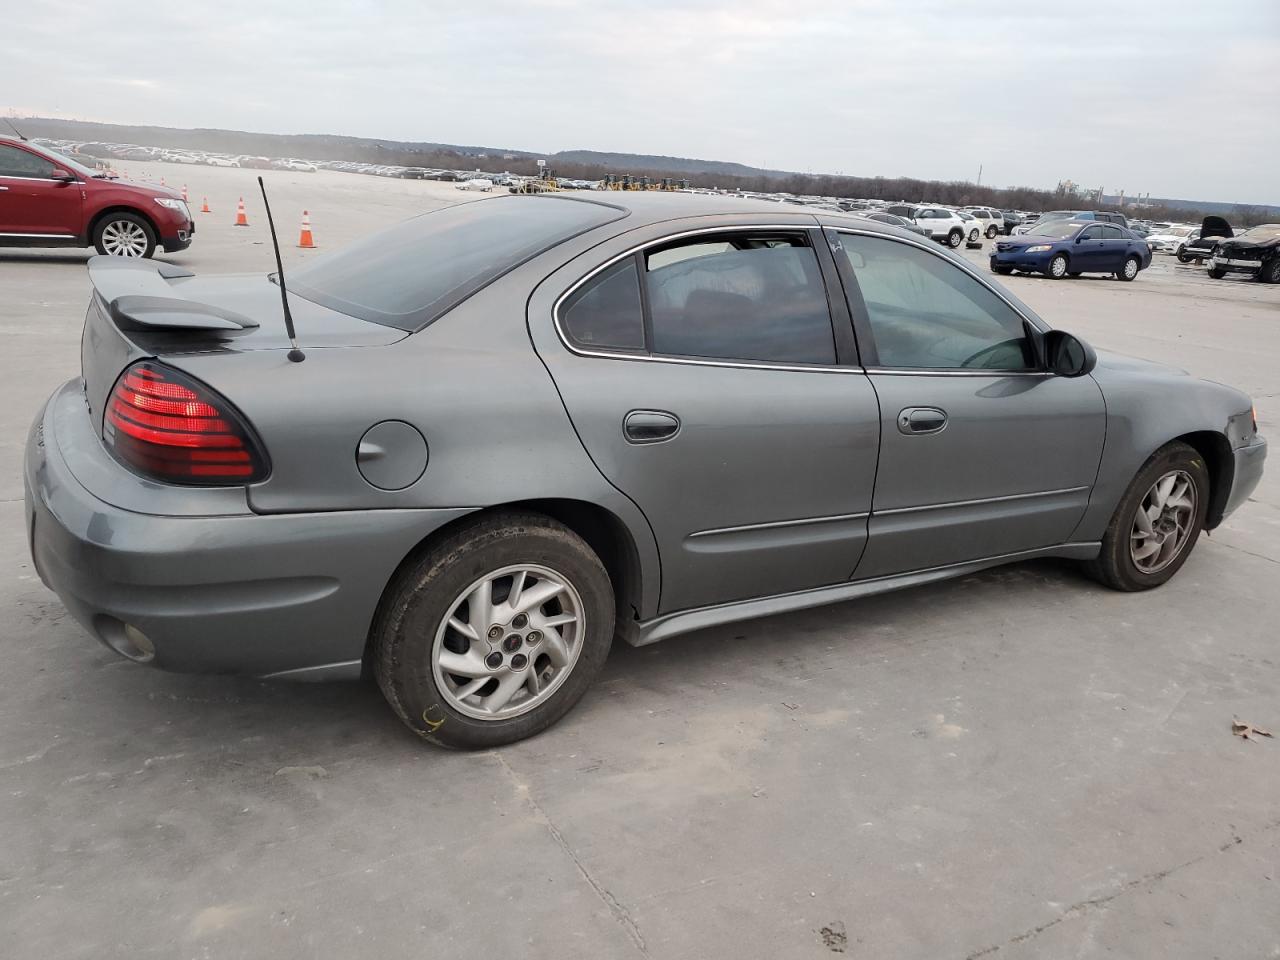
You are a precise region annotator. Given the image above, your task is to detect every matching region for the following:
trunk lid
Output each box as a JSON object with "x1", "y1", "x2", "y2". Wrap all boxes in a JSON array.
[{"x1": 81, "y1": 256, "x2": 407, "y2": 437}]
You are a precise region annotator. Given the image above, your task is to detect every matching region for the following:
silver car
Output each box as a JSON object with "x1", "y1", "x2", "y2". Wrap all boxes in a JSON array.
[{"x1": 25, "y1": 194, "x2": 1267, "y2": 748}]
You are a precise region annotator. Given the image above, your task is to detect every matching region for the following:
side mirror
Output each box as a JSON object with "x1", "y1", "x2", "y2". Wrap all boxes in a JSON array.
[
  {"x1": 49, "y1": 169, "x2": 75, "y2": 183},
  {"x1": 1044, "y1": 330, "x2": 1097, "y2": 378}
]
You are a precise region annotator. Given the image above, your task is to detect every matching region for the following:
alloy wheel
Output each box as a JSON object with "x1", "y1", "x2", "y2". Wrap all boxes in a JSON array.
[
  {"x1": 430, "y1": 563, "x2": 585, "y2": 721},
  {"x1": 1124, "y1": 258, "x2": 1138, "y2": 279},
  {"x1": 100, "y1": 219, "x2": 149, "y2": 257},
  {"x1": 1129, "y1": 470, "x2": 1197, "y2": 574},
  {"x1": 1050, "y1": 256, "x2": 1067, "y2": 278}
]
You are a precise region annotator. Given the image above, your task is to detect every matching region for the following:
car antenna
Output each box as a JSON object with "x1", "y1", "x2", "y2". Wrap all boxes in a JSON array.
[
  {"x1": 257, "y1": 176, "x2": 305, "y2": 363},
  {"x1": 2, "y1": 117, "x2": 27, "y2": 140}
]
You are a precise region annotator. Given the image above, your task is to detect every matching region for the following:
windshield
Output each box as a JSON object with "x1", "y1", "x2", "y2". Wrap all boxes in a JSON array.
[
  {"x1": 36, "y1": 144, "x2": 106, "y2": 178},
  {"x1": 288, "y1": 195, "x2": 626, "y2": 331},
  {"x1": 1025, "y1": 221, "x2": 1083, "y2": 240},
  {"x1": 1238, "y1": 224, "x2": 1280, "y2": 241}
]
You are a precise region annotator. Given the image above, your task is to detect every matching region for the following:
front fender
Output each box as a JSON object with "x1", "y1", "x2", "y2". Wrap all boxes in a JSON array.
[{"x1": 1074, "y1": 355, "x2": 1254, "y2": 539}]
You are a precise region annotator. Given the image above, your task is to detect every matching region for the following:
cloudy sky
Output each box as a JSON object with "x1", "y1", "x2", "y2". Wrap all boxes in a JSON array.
[{"x1": 4, "y1": 1, "x2": 1277, "y2": 203}]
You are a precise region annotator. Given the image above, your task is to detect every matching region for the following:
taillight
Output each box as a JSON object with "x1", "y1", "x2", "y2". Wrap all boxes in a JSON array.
[{"x1": 104, "y1": 361, "x2": 268, "y2": 485}]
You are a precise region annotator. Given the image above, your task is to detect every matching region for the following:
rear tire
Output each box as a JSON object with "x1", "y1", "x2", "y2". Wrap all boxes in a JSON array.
[
  {"x1": 986, "y1": 225, "x2": 999, "y2": 239},
  {"x1": 947, "y1": 228, "x2": 964, "y2": 248},
  {"x1": 968, "y1": 228, "x2": 980, "y2": 243},
  {"x1": 1208, "y1": 265, "x2": 1227, "y2": 279},
  {"x1": 372, "y1": 512, "x2": 615, "y2": 749},
  {"x1": 93, "y1": 212, "x2": 157, "y2": 258},
  {"x1": 1084, "y1": 442, "x2": 1209, "y2": 592},
  {"x1": 1117, "y1": 255, "x2": 1140, "y2": 281},
  {"x1": 1047, "y1": 254, "x2": 1069, "y2": 279}
]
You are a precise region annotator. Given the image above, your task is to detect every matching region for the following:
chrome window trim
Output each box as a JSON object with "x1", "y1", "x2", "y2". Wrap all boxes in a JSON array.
[
  {"x1": 689, "y1": 510, "x2": 870, "y2": 539},
  {"x1": 873, "y1": 485, "x2": 1090, "y2": 517},
  {"x1": 0, "y1": 174, "x2": 82, "y2": 183},
  {"x1": 864, "y1": 367, "x2": 1052, "y2": 378},
  {"x1": 551, "y1": 221, "x2": 856, "y2": 374}
]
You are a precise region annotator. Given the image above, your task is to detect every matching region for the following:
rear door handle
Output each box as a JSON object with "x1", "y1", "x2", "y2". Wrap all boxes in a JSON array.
[
  {"x1": 898, "y1": 407, "x2": 948, "y2": 435},
  {"x1": 624, "y1": 410, "x2": 680, "y2": 444}
]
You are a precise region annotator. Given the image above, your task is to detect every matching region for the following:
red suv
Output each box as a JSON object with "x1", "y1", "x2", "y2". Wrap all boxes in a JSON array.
[{"x1": 0, "y1": 136, "x2": 194, "y2": 258}]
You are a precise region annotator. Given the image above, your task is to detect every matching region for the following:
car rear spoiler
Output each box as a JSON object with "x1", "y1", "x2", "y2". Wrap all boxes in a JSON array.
[{"x1": 87, "y1": 256, "x2": 258, "y2": 332}]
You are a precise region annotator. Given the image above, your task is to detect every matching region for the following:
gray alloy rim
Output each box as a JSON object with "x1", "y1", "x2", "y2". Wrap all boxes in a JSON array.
[
  {"x1": 969, "y1": 229, "x2": 979, "y2": 242},
  {"x1": 1129, "y1": 469, "x2": 1197, "y2": 574},
  {"x1": 101, "y1": 219, "x2": 148, "y2": 257},
  {"x1": 430, "y1": 563, "x2": 585, "y2": 721},
  {"x1": 950, "y1": 231, "x2": 962, "y2": 247},
  {"x1": 1124, "y1": 257, "x2": 1138, "y2": 279},
  {"x1": 1050, "y1": 256, "x2": 1067, "y2": 278}
]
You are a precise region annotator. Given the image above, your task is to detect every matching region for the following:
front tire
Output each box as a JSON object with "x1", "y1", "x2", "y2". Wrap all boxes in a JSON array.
[
  {"x1": 1208, "y1": 265, "x2": 1227, "y2": 279},
  {"x1": 947, "y1": 228, "x2": 964, "y2": 248},
  {"x1": 1117, "y1": 255, "x2": 1140, "y2": 281},
  {"x1": 1176, "y1": 248, "x2": 1192, "y2": 264},
  {"x1": 991, "y1": 264, "x2": 1013, "y2": 275},
  {"x1": 1047, "y1": 253, "x2": 1069, "y2": 279},
  {"x1": 1085, "y1": 442, "x2": 1209, "y2": 592},
  {"x1": 1261, "y1": 258, "x2": 1280, "y2": 284},
  {"x1": 93, "y1": 212, "x2": 156, "y2": 258},
  {"x1": 372, "y1": 512, "x2": 615, "y2": 749}
]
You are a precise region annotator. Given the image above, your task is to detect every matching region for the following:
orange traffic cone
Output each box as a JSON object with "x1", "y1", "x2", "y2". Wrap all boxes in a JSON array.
[
  {"x1": 200, "y1": 197, "x2": 211, "y2": 214},
  {"x1": 182, "y1": 184, "x2": 189, "y2": 202},
  {"x1": 297, "y1": 210, "x2": 315, "y2": 248},
  {"x1": 234, "y1": 197, "x2": 249, "y2": 227}
]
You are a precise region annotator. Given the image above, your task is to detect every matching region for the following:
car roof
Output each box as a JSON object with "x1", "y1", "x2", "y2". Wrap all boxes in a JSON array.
[{"x1": 539, "y1": 191, "x2": 936, "y2": 239}]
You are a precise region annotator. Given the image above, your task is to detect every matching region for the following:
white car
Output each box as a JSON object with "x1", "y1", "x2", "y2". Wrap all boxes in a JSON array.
[
  {"x1": 457, "y1": 178, "x2": 495, "y2": 192},
  {"x1": 964, "y1": 207, "x2": 1005, "y2": 239},
  {"x1": 910, "y1": 206, "x2": 968, "y2": 248},
  {"x1": 280, "y1": 159, "x2": 317, "y2": 173},
  {"x1": 205, "y1": 156, "x2": 240, "y2": 168},
  {"x1": 161, "y1": 152, "x2": 200, "y2": 164},
  {"x1": 1146, "y1": 225, "x2": 1198, "y2": 254}
]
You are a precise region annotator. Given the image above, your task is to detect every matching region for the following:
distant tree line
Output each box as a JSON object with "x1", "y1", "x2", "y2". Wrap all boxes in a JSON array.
[{"x1": 16, "y1": 116, "x2": 1271, "y2": 227}]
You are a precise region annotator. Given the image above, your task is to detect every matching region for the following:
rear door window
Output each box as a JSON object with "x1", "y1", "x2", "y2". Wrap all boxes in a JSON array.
[{"x1": 642, "y1": 234, "x2": 837, "y2": 365}]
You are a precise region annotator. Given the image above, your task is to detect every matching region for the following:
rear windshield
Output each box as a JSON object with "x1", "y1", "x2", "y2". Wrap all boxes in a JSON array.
[{"x1": 288, "y1": 195, "x2": 626, "y2": 330}]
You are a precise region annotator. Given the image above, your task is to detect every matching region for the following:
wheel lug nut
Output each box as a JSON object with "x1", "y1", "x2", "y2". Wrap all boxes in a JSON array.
[
  {"x1": 511, "y1": 653, "x2": 528, "y2": 670},
  {"x1": 527, "y1": 630, "x2": 542, "y2": 645},
  {"x1": 487, "y1": 626, "x2": 503, "y2": 640},
  {"x1": 512, "y1": 613, "x2": 528, "y2": 628},
  {"x1": 484, "y1": 651, "x2": 503, "y2": 670},
  {"x1": 502, "y1": 634, "x2": 522, "y2": 653}
]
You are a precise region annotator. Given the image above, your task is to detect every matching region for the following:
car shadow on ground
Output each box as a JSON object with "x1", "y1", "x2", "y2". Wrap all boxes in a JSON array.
[{"x1": 56, "y1": 557, "x2": 1099, "y2": 757}]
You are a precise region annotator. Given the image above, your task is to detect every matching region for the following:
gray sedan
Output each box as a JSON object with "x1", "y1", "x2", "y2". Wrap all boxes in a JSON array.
[{"x1": 25, "y1": 193, "x2": 1267, "y2": 748}]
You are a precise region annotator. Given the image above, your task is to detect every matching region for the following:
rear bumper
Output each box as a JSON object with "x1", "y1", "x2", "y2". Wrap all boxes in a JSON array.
[{"x1": 25, "y1": 381, "x2": 472, "y2": 679}]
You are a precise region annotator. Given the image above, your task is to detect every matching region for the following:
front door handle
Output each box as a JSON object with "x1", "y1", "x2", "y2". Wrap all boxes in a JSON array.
[
  {"x1": 898, "y1": 406, "x2": 948, "y2": 435},
  {"x1": 624, "y1": 410, "x2": 680, "y2": 444}
]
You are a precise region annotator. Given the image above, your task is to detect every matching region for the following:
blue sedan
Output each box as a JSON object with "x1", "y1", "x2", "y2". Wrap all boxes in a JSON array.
[{"x1": 991, "y1": 220, "x2": 1152, "y2": 281}]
